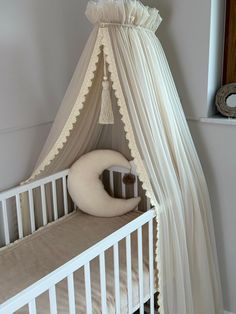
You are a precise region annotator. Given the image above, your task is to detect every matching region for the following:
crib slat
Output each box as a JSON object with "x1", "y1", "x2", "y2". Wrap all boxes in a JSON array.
[
  {"x1": 148, "y1": 219, "x2": 155, "y2": 314},
  {"x1": 62, "y1": 176, "x2": 68, "y2": 215},
  {"x1": 49, "y1": 286, "x2": 57, "y2": 314},
  {"x1": 126, "y1": 234, "x2": 133, "y2": 314},
  {"x1": 99, "y1": 252, "x2": 107, "y2": 314},
  {"x1": 1, "y1": 200, "x2": 10, "y2": 245},
  {"x1": 113, "y1": 243, "x2": 121, "y2": 314},
  {"x1": 138, "y1": 227, "x2": 144, "y2": 313},
  {"x1": 109, "y1": 171, "x2": 114, "y2": 196},
  {"x1": 15, "y1": 194, "x2": 23, "y2": 239},
  {"x1": 134, "y1": 177, "x2": 139, "y2": 211},
  {"x1": 134, "y1": 176, "x2": 138, "y2": 198},
  {"x1": 52, "y1": 180, "x2": 58, "y2": 220},
  {"x1": 67, "y1": 274, "x2": 76, "y2": 314},
  {"x1": 146, "y1": 197, "x2": 151, "y2": 210},
  {"x1": 28, "y1": 189, "x2": 36, "y2": 232},
  {"x1": 121, "y1": 173, "x2": 126, "y2": 198},
  {"x1": 84, "y1": 263, "x2": 92, "y2": 314},
  {"x1": 28, "y1": 299, "x2": 36, "y2": 314},
  {"x1": 40, "y1": 185, "x2": 47, "y2": 226}
]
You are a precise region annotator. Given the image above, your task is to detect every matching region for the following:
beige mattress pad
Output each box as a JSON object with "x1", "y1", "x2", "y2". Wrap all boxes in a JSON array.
[{"x1": 0, "y1": 210, "x2": 154, "y2": 313}]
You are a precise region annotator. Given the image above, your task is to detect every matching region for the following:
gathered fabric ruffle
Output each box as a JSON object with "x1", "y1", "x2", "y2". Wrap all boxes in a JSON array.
[{"x1": 86, "y1": 0, "x2": 162, "y2": 32}]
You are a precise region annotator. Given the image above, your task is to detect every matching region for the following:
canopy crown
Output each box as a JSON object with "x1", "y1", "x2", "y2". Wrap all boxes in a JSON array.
[{"x1": 86, "y1": 0, "x2": 162, "y2": 32}]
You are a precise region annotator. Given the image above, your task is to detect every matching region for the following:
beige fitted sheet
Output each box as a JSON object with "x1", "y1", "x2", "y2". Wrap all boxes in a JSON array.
[{"x1": 0, "y1": 210, "x2": 155, "y2": 313}]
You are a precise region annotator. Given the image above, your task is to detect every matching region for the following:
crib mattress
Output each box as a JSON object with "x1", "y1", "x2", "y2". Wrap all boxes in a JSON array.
[{"x1": 0, "y1": 210, "x2": 154, "y2": 313}]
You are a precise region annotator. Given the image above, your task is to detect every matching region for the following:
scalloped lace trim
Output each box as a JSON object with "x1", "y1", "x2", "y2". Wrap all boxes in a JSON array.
[
  {"x1": 101, "y1": 28, "x2": 163, "y2": 313},
  {"x1": 24, "y1": 29, "x2": 104, "y2": 184}
]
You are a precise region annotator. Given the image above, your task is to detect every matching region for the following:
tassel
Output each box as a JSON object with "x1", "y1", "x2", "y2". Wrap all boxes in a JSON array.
[
  {"x1": 98, "y1": 50, "x2": 114, "y2": 124},
  {"x1": 99, "y1": 78, "x2": 114, "y2": 124}
]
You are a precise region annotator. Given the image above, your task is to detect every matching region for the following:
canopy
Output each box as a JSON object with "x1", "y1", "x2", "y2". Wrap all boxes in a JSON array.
[{"x1": 24, "y1": 1, "x2": 223, "y2": 313}]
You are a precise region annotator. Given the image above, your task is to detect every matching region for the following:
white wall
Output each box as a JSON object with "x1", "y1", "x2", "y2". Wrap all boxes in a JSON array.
[
  {"x1": 144, "y1": 0, "x2": 212, "y2": 118},
  {"x1": 0, "y1": 0, "x2": 235, "y2": 313},
  {"x1": 0, "y1": 0, "x2": 91, "y2": 190}
]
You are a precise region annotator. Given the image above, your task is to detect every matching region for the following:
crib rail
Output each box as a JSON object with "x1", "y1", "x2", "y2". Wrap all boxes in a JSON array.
[
  {"x1": 0, "y1": 209, "x2": 156, "y2": 314},
  {"x1": 0, "y1": 170, "x2": 69, "y2": 203},
  {"x1": 0, "y1": 163, "x2": 146, "y2": 248},
  {"x1": 0, "y1": 170, "x2": 69, "y2": 246}
]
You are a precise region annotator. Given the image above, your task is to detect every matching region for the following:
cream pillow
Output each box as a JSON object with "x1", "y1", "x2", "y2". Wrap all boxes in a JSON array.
[{"x1": 67, "y1": 150, "x2": 141, "y2": 217}]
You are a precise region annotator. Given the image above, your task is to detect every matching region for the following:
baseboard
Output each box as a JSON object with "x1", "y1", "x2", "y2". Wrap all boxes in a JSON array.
[{"x1": 225, "y1": 310, "x2": 235, "y2": 314}]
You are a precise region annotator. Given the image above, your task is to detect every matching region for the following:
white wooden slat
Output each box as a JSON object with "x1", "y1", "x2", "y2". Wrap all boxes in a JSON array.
[
  {"x1": 28, "y1": 299, "x2": 36, "y2": 314},
  {"x1": 148, "y1": 219, "x2": 155, "y2": 314},
  {"x1": 49, "y1": 286, "x2": 57, "y2": 314},
  {"x1": 52, "y1": 180, "x2": 58, "y2": 220},
  {"x1": 109, "y1": 171, "x2": 114, "y2": 197},
  {"x1": 62, "y1": 176, "x2": 68, "y2": 215},
  {"x1": 146, "y1": 197, "x2": 151, "y2": 211},
  {"x1": 99, "y1": 252, "x2": 107, "y2": 314},
  {"x1": 126, "y1": 234, "x2": 132, "y2": 314},
  {"x1": 113, "y1": 243, "x2": 121, "y2": 314},
  {"x1": 40, "y1": 185, "x2": 47, "y2": 226},
  {"x1": 138, "y1": 227, "x2": 144, "y2": 313},
  {"x1": 67, "y1": 274, "x2": 76, "y2": 314},
  {"x1": 134, "y1": 176, "x2": 138, "y2": 198},
  {"x1": 121, "y1": 173, "x2": 126, "y2": 198},
  {"x1": 1, "y1": 200, "x2": 10, "y2": 245},
  {"x1": 15, "y1": 194, "x2": 23, "y2": 239},
  {"x1": 28, "y1": 189, "x2": 36, "y2": 232},
  {"x1": 84, "y1": 263, "x2": 92, "y2": 314},
  {"x1": 134, "y1": 176, "x2": 139, "y2": 211}
]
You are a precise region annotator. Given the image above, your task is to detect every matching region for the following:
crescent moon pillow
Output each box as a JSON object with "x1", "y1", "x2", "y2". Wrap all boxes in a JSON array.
[{"x1": 67, "y1": 150, "x2": 141, "y2": 217}]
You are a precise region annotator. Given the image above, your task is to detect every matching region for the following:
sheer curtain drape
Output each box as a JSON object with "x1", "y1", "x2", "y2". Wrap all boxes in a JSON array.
[
  {"x1": 103, "y1": 23, "x2": 223, "y2": 314},
  {"x1": 24, "y1": 1, "x2": 223, "y2": 313}
]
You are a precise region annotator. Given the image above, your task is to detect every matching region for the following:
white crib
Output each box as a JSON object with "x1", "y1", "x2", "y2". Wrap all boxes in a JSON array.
[{"x1": 0, "y1": 166, "x2": 157, "y2": 314}]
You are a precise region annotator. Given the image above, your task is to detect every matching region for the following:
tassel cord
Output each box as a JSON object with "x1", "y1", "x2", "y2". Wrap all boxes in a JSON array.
[{"x1": 98, "y1": 47, "x2": 114, "y2": 125}]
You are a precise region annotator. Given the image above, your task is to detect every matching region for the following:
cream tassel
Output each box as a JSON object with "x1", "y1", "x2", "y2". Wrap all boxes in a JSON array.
[{"x1": 98, "y1": 49, "x2": 114, "y2": 124}]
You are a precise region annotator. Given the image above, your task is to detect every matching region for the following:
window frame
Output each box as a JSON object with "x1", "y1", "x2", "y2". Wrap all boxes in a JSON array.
[{"x1": 223, "y1": 0, "x2": 236, "y2": 84}]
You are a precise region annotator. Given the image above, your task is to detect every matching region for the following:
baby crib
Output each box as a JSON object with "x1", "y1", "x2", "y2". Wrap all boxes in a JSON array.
[{"x1": 0, "y1": 166, "x2": 157, "y2": 314}]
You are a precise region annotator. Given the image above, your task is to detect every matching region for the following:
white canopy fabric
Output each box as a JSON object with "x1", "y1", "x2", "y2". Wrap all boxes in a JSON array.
[{"x1": 24, "y1": 1, "x2": 223, "y2": 313}]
